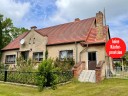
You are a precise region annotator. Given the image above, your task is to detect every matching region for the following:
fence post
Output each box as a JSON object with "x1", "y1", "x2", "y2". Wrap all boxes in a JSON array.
[{"x1": 4, "y1": 71, "x2": 7, "y2": 82}]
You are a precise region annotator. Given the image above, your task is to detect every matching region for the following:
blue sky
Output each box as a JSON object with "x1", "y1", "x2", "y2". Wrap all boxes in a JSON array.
[{"x1": 0, "y1": 0, "x2": 127, "y2": 50}]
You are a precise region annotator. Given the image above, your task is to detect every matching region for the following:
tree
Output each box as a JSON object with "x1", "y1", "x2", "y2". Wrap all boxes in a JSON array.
[
  {"x1": 0, "y1": 14, "x2": 28, "y2": 60},
  {"x1": 0, "y1": 15, "x2": 3, "y2": 60},
  {"x1": 122, "y1": 51, "x2": 128, "y2": 66},
  {"x1": 0, "y1": 14, "x2": 28, "y2": 48},
  {"x1": 2, "y1": 18, "x2": 13, "y2": 47}
]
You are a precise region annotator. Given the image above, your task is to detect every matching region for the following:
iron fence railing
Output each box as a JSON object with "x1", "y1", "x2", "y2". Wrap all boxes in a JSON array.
[
  {"x1": 0, "y1": 71, "x2": 73, "y2": 85},
  {"x1": 110, "y1": 66, "x2": 128, "y2": 79}
]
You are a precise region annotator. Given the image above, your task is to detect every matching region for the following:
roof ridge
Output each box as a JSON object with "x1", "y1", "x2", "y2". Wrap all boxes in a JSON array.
[{"x1": 37, "y1": 17, "x2": 95, "y2": 31}]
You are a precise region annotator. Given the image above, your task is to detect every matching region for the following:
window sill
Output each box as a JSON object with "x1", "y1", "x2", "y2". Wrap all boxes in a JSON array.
[{"x1": 5, "y1": 62, "x2": 15, "y2": 64}]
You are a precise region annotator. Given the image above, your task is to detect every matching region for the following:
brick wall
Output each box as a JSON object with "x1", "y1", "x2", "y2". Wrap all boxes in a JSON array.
[
  {"x1": 72, "y1": 61, "x2": 85, "y2": 78},
  {"x1": 95, "y1": 61, "x2": 105, "y2": 83}
]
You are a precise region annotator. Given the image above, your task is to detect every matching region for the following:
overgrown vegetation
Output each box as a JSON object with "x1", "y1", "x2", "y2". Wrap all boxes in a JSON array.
[
  {"x1": 54, "y1": 58, "x2": 75, "y2": 71},
  {"x1": 45, "y1": 49, "x2": 48, "y2": 59},
  {"x1": 36, "y1": 58, "x2": 58, "y2": 91},
  {"x1": 16, "y1": 56, "x2": 36, "y2": 72},
  {"x1": 0, "y1": 62, "x2": 4, "y2": 70}
]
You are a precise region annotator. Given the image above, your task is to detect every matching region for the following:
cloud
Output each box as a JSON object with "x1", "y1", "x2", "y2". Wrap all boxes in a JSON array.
[
  {"x1": 0, "y1": 0, "x2": 30, "y2": 23},
  {"x1": 47, "y1": 0, "x2": 128, "y2": 50},
  {"x1": 0, "y1": 0, "x2": 127, "y2": 50}
]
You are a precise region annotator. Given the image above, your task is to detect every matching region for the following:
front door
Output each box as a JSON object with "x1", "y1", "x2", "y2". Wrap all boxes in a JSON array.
[
  {"x1": 21, "y1": 51, "x2": 29, "y2": 60},
  {"x1": 88, "y1": 52, "x2": 97, "y2": 70}
]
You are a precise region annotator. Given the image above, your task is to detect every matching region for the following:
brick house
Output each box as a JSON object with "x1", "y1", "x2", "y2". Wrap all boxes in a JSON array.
[{"x1": 1, "y1": 11, "x2": 113, "y2": 82}]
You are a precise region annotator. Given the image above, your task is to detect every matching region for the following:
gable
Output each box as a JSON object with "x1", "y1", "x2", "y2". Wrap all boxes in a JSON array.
[
  {"x1": 19, "y1": 29, "x2": 47, "y2": 52},
  {"x1": 2, "y1": 32, "x2": 29, "y2": 51}
]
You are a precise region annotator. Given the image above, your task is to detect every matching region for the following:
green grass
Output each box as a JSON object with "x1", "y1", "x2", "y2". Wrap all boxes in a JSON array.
[{"x1": 0, "y1": 79, "x2": 128, "y2": 96}]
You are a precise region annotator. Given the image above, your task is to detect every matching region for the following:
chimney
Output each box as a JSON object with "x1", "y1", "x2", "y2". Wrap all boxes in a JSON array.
[
  {"x1": 96, "y1": 11, "x2": 104, "y2": 40},
  {"x1": 31, "y1": 26, "x2": 37, "y2": 30},
  {"x1": 96, "y1": 11, "x2": 103, "y2": 26},
  {"x1": 75, "y1": 18, "x2": 80, "y2": 22}
]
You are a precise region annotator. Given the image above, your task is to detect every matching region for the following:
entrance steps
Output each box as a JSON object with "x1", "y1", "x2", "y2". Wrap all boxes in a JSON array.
[{"x1": 78, "y1": 70, "x2": 96, "y2": 83}]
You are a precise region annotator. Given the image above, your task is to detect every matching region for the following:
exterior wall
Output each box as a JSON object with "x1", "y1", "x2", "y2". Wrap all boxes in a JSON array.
[
  {"x1": 1, "y1": 42, "x2": 106, "y2": 71},
  {"x1": 19, "y1": 29, "x2": 47, "y2": 59},
  {"x1": 47, "y1": 43, "x2": 84, "y2": 64},
  {"x1": 82, "y1": 45, "x2": 106, "y2": 70}
]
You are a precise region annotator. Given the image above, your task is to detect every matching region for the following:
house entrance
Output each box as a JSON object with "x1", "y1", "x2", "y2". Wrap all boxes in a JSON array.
[
  {"x1": 88, "y1": 52, "x2": 97, "y2": 70},
  {"x1": 21, "y1": 51, "x2": 29, "y2": 60}
]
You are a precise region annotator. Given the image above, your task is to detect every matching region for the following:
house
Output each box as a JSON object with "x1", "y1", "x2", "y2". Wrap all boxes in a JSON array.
[{"x1": 1, "y1": 11, "x2": 113, "y2": 82}]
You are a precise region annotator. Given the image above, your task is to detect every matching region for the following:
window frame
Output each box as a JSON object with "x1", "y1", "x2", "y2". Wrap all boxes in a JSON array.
[
  {"x1": 88, "y1": 52, "x2": 96, "y2": 61},
  {"x1": 59, "y1": 50, "x2": 73, "y2": 60},
  {"x1": 33, "y1": 52, "x2": 43, "y2": 62},
  {"x1": 5, "y1": 55, "x2": 16, "y2": 64}
]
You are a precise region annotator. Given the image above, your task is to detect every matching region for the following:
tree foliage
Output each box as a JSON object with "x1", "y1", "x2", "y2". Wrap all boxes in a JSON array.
[
  {"x1": 0, "y1": 15, "x2": 2, "y2": 59},
  {"x1": 0, "y1": 14, "x2": 28, "y2": 59},
  {"x1": 37, "y1": 58, "x2": 58, "y2": 91},
  {"x1": 122, "y1": 51, "x2": 128, "y2": 66}
]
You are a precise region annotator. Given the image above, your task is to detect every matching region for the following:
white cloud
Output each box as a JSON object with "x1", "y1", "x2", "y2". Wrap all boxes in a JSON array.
[
  {"x1": 0, "y1": 0, "x2": 30, "y2": 23},
  {"x1": 0, "y1": 0, "x2": 127, "y2": 50},
  {"x1": 47, "y1": 0, "x2": 128, "y2": 50}
]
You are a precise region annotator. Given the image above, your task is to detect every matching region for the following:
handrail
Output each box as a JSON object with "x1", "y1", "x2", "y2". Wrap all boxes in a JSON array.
[
  {"x1": 95, "y1": 60, "x2": 105, "y2": 82},
  {"x1": 96, "y1": 61, "x2": 105, "y2": 69},
  {"x1": 72, "y1": 61, "x2": 85, "y2": 78},
  {"x1": 73, "y1": 61, "x2": 85, "y2": 68}
]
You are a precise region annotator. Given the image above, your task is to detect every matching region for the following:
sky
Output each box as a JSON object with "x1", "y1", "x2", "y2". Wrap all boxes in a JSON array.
[{"x1": 0, "y1": 0, "x2": 127, "y2": 50}]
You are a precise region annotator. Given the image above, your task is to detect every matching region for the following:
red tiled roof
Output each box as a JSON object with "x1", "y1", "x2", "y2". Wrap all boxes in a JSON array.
[
  {"x1": 36, "y1": 17, "x2": 95, "y2": 45},
  {"x1": 86, "y1": 26, "x2": 108, "y2": 44},
  {"x1": 2, "y1": 17, "x2": 108, "y2": 51},
  {"x1": 2, "y1": 32, "x2": 29, "y2": 50}
]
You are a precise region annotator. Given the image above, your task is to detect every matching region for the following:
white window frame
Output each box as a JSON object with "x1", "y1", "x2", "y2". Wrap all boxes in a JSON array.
[
  {"x1": 33, "y1": 52, "x2": 43, "y2": 62},
  {"x1": 59, "y1": 50, "x2": 73, "y2": 60},
  {"x1": 5, "y1": 55, "x2": 16, "y2": 64}
]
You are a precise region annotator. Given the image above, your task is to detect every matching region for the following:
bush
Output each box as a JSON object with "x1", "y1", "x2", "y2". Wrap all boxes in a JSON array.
[
  {"x1": 36, "y1": 58, "x2": 58, "y2": 91},
  {"x1": 114, "y1": 62, "x2": 121, "y2": 67},
  {"x1": 54, "y1": 58, "x2": 75, "y2": 71},
  {"x1": 0, "y1": 62, "x2": 4, "y2": 70},
  {"x1": 16, "y1": 56, "x2": 36, "y2": 72}
]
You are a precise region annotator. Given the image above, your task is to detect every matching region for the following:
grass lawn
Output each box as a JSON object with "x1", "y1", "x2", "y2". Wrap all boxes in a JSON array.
[{"x1": 0, "y1": 78, "x2": 128, "y2": 96}]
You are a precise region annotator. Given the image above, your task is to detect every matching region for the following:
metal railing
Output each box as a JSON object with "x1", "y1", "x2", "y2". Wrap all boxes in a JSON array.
[{"x1": 110, "y1": 66, "x2": 128, "y2": 79}]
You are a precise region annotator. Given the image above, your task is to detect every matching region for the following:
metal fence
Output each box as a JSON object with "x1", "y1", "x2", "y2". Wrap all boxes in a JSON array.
[
  {"x1": 110, "y1": 67, "x2": 128, "y2": 79},
  {"x1": 0, "y1": 71, "x2": 73, "y2": 85}
]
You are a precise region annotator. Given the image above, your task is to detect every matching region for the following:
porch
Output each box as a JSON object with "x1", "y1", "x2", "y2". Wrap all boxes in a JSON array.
[{"x1": 73, "y1": 60, "x2": 106, "y2": 83}]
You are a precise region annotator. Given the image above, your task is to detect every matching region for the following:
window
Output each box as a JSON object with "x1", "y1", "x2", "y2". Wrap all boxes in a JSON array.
[
  {"x1": 21, "y1": 51, "x2": 29, "y2": 60},
  {"x1": 88, "y1": 52, "x2": 96, "y2": 61},
  {"x1": 5, "y1": 55, "x2": 16, "y2": 64},
  {"x1": 33, "y1": 52, "x2": 43, "y2": 61},
  {"x1": 59, "y1": 50, "x2": 73, "y2": 60}
]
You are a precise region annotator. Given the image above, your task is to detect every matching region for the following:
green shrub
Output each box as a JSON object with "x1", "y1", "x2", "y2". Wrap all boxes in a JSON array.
[
  {"x1": 45, "y1": 49, "x2": 48, "y2": 59},
  {"x1": 114, "y1": 62, "x2": 121, "y2": 67},
  {"x1": 36, "y1": 58, "x2": 58, "y2": 91},
  {"x1": 54, "y1": 58, "x2": 75, "y2": 71},
  {"x1": 0, "y1": 62, "x2": 4, "y2": 70},
  {"x1": 16, "y1": 56, "x2": 36, "y2": 72}
]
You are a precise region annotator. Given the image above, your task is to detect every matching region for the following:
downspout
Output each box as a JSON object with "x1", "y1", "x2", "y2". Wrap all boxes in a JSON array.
[
  {"x1": 75, "y1": 41, "x2": 78, "y2": 64},
  {"x1": 79, "y1": 44, "x2": 88, "y2": 62}
]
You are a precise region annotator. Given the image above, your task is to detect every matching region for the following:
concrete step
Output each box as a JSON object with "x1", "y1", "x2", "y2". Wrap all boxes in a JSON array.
[{"x1": 78, "y1": 70, "x2": 96, "y2": 83}]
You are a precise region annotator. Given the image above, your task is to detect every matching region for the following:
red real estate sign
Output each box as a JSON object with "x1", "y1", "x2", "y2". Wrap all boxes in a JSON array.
[{"x1": 105, "y1": 37, "x2": 126, "y2": 58}]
